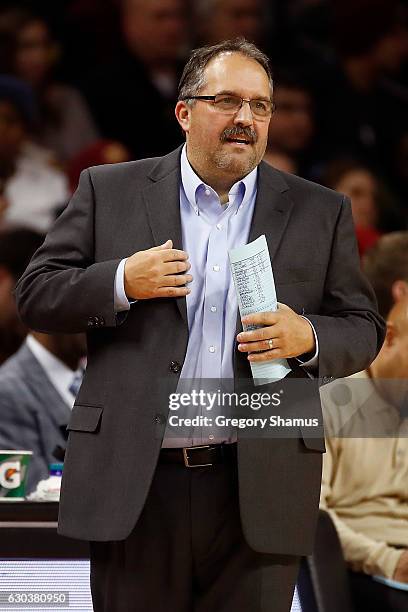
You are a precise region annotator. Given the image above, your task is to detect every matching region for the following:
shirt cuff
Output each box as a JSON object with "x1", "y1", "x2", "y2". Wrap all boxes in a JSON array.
[
  {"x1": 296, "y1": 316, "x2": 319, "y2": 370},
  {"x1": 114, "y1": 258, "x2": 131, "y2": 312}
]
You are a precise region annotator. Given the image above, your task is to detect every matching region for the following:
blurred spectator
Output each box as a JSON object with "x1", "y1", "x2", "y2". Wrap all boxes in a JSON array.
[
  {"x1": 0, "y1": 7, "x2": 99, "y2": 162},
  {"x1": 313, "y1": 0, "x2": 408, "y2": 176},
  {"x1": 320, "y1": 302, "x2": 408, "y2": 609},
  {"x1": 264, "y1": 71, "x2": 314, "y2": 176},
  {"x1": 388, "y1": 130, "x2": 408, "y2": 207},
  {"x1": 0, "y1": 330, "x2": 86, "y2": 494},
  {"x1": 362, "y1": 232, "x2": 408, "y2": 319},
  {"x1": 322, "y1": 158, "x2": 387, "y2": 255},
  {"x1": 82, "y1": 0, "x2": 187, "y2": 158},
  {"x1": 0, "y1": 227, "x2": 44, "y2": 365},
  {"x1": 323, "y1": 159, "x2": 380, "y2": 229},
  {"x1": 58, "y1": 0, "x2": 122, "y2": 84},
  {"x1": 0, "y1": 75, "x2": 69, "y2": 232},
  {"x1": 320, "y1": 231, "x2": 408, "y2": 611},
  {"x1": 67, "y1": 140, "x2": 131, "y2": 193},
  {"x1": 269, "y1": 1, "x2": 333, "y2": 73},
  {"x1": 193, "y1": 0, "x2": 266, "y2": 47}
]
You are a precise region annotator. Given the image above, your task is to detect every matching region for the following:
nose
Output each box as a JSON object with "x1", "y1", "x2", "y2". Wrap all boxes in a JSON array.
[{"x1": 233, "y1": 100, "x2": 254, "y2": 127}]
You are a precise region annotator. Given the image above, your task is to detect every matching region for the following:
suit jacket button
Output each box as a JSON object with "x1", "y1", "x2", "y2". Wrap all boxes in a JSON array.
[
  {"x1": 170, "y1": 361, "x2": 181, "y2": 373},
  {"x1": 154, "y1": 414, "x2": 165, "y2": 424}
]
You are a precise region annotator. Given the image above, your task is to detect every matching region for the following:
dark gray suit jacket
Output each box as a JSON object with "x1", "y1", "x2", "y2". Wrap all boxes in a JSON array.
[
  {"x1": 15, "y1": 146, "x2": 385, "y2": 554},
  {"x1": 0, "y1": 343, "x2": 71, "y2": 494}
]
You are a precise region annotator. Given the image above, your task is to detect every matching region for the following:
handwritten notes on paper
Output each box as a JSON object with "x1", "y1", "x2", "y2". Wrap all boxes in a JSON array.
[{"x1": 229, "y1": 235, "x2": 291, "y2": 385}]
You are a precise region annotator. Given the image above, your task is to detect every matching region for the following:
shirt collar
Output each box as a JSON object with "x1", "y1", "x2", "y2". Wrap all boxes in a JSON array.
[
  {"x1": 180, "y1": 143, "x2": 257, "y2": 216},
  {"x1": 25, "y1": 334, "x2": 80, "y2": 408}
]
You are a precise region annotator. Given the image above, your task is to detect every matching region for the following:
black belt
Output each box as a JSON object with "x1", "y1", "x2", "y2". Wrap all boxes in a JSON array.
[{"x1": 159, "y1": 443, "x2": 237, "y2": 468}]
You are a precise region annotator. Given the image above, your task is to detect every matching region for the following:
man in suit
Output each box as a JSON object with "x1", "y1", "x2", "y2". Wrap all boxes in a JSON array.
[
  {"x1": 16, "y1": 39, "x2": 385, "y2": 611},
  {"x1": 0, "y1": 331, "x2": 86, "y2": 494}
]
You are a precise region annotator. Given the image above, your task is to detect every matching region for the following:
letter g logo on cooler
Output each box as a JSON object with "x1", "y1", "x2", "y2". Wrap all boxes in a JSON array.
[{"x1": 0, "y1": 461, "x2": 21, "y2": 489}]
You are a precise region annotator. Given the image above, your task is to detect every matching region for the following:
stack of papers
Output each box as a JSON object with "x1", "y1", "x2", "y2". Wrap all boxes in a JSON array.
[{"x1": 229, "y1": 235, "x2": 291, "y2": 385}]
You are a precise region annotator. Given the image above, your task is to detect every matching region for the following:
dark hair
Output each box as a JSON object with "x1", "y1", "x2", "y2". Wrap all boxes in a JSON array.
[
  {"x1": 321, "y1": 158, "x2": 372, "y2": 190},
  {"x1": 178, "y1": 37, "x2": 273, "y2": 102},
  {"x1": 333, "y1": 0, "x2": 402, "y2": 58},
  {"x1": 0, "y1": 227, "x2": 44, "y2": 280},
  {"x1": 362, "y1": 232, "x2": 408, "y2": 318},
  {"x1": 272, "y1": 68, "x2": 311, "y2": 95},
  {"x1": 0, "y1": 8, "x2": 42, "y2": 73}
]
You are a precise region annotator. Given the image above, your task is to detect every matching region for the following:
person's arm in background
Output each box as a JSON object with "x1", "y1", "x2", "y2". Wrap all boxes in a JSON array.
[{"x1": 320, "y1": 435, "x2": 406, "y2": 580}]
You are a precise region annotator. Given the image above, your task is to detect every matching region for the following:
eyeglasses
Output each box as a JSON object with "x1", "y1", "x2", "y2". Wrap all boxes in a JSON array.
[{"x1": 182, "y1": 94, "x2": 276, "y2": 118}]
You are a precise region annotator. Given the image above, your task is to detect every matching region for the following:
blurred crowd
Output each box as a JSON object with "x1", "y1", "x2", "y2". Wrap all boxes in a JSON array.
[
  {"x1": 0, "y1": 0, "x2": 406, "y2": 233},
  {"x1": 0, "y1": 0, "x2": 407, "y2": 605},
  {"x1": 1, "y1": 0, "x2": 406, "y2": 357}
]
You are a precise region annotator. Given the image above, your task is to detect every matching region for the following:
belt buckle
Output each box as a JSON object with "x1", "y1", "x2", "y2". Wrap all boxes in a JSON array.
[{"x1": 182, "y1": 445, "x2": 212, "y2": 468}]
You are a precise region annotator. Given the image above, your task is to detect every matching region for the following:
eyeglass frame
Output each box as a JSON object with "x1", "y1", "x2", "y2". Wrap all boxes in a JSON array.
[{"x1": 181, "y1": 94, "x2": 276, "y2": 118}]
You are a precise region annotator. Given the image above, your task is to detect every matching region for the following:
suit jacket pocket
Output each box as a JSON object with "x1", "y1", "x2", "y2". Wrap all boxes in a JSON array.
[
  {"x1": 67, "y1": 404, "x2": 103, "y2": 433},
  {"x1": 300, "y1": 427, "x2": 326, "y2": 452}
]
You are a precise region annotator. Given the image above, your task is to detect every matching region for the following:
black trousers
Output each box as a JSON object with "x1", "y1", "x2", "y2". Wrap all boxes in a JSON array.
[
  {"x1": 89, "y1": 456, "x2": 300, "y2": 612},
  {"x1": 349, "y1": 570, "x2": 408, "y2": 612}
]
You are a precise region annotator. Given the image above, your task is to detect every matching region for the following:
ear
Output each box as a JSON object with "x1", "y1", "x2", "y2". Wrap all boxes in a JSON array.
[
  {"x1": 175, "y1": 101, "x2": 191, "y2": 135},
  {"x1": 0, "y1": 266, "x2": 10, "y2": 283},
  {"x1": 384, "y1": 320, "x2": 396, "y2": 348},
  {"x1": 392, "y1": 280, "x2": 408, "y2": 303}
]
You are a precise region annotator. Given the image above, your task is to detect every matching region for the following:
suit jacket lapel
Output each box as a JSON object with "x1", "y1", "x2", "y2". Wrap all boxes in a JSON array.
[
  {"x1": 142, "y1": 146, "x2": 187, "y2": 323},
  {"x1": 248, "y1": 161, "x2": 294, "y2": 259},
  {"x1": 235, "y1": 162, "x2": 294, "y2": 338},
  {"x1": 20, "y1": 344, "x2": 72, "y2": 429}
]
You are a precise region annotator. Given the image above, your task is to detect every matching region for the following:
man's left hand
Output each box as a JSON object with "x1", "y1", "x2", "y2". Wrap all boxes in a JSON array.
[{"x1": 237, "y1": 303, "x2": 315, "y2": 362}]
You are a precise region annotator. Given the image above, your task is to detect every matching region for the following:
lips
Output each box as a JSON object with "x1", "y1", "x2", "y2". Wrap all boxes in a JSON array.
[
  {"x1": 226, "y1": 137, "x2": 251, "y2": 144},
  {"x1": 221, "y1": 127, "x2": 256, "y2": 145}
]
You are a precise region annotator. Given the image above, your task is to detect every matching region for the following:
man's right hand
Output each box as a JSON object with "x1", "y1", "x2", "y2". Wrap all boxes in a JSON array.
[
  {"x1": 393, "y1": 549, "x2": 408, "y2": 583},
  {"x1": 124, "y1": 239, "x2": 192, "y2": 299}
]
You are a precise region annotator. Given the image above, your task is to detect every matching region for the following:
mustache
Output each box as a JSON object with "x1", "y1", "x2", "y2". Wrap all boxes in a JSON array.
[{"x1": 220, "y1": 126, "x2": 257, "y2": 144}]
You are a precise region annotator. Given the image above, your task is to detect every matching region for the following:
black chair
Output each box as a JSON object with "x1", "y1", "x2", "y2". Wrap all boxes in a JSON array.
[{"x1": 297, "y1": 510, "x2": 355, "y2": 612}]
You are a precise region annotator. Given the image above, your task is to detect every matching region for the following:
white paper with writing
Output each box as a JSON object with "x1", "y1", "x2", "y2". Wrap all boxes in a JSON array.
[{"x1": 229, "y1": 235, "x2": 291, "y2": 385}]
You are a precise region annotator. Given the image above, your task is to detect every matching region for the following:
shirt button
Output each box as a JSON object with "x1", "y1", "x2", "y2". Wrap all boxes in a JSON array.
[
  {"x1": 205, "y1": 189, "x2": 211, "y2": 196},
  {"x1": 210, "y1": 306, "x2": 217, "y2": 312},
  {"x1": 213, "y1": 265, "x2": 220, "y2": 272},
  {"x1": 216, "y1": 223, "x2": 222, "y2": 230},
  {"x1": 169, "y1": 361, "x2": 182, "y2": 373},
  {"x1": 209, "y1": 346, "x2": 216, "y2": 353}
]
